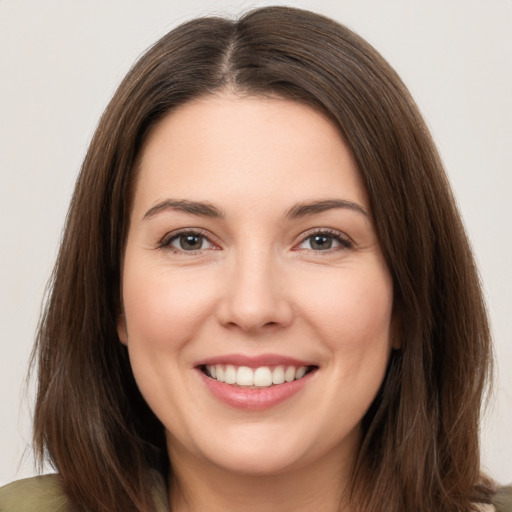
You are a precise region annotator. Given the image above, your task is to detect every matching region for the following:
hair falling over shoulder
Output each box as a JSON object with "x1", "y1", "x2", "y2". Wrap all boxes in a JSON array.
[{"x1": 31, "y1": 6, "x2": 494, "y2": 512}]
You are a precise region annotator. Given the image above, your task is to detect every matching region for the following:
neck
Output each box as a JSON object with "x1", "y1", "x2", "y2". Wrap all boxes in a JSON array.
[{"x1": 167, "y1": 439, "x2": 358, "y2": 512}]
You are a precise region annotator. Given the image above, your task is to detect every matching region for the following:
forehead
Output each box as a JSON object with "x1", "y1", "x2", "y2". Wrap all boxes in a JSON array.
[{"x1": 132, "y1": 93, "x2": 368, "y2": 217}]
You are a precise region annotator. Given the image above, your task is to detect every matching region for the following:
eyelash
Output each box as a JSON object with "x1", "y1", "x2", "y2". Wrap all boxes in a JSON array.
[
  {"x1": 158, "y1": 228, "x2": 353, "y2": 254},
  {"x1": 294, "y1": 228, "x2": 353, "y2": 252},
  {"x1": 158, "y1": 229, "x2": 217, "y2": 254}
]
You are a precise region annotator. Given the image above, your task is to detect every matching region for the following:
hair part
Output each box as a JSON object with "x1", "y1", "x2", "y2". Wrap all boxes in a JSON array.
[{"x1": 32, "y1": 6, "x2": 493, "y2": 511}]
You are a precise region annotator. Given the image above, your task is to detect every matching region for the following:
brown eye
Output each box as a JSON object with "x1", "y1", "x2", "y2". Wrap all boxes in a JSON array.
[
  {"x1": 297, "y1": 231, "x2": 352, "y2": 251},
  {"x1": 179, "y1": 234, "x2": 203, "y2": 250},
  {"x1": 309, "y1": 235, "x2": 333, "y2": 250},
  {"x1": 165, "y1": 232, "x2": 214, "y2": 252}
]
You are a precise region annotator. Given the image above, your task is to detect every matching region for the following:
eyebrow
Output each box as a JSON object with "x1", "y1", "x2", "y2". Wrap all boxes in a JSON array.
[
  {"x1": 142, "y1": 198, "x2": 368, "y2": 222},
  {"x1": 143, "y1": 199, "x2": 225, "y2": 220},
  {"x1": 285, "y1": 199, "x2": 369, "y2": 219}
]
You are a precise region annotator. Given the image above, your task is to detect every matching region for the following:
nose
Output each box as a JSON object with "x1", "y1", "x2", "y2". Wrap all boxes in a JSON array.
[{"x1": 215, "y1": 248, "x2": 294, "y2": 333}]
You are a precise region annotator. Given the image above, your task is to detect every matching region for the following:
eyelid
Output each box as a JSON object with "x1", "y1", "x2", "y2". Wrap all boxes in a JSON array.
[
  {"x1": 158, "y1": 228, "x2": 220, "y2": 253},
  {"x1": 156, "y1": 227, "x2": 353, "y2": 254},
  {"x1": 293, "y1": 228, "x2": 353, "y2": 251}
]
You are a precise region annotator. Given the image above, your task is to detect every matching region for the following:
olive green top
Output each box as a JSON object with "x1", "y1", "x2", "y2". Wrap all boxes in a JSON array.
[
  {"x1": 0, "y1": 473, "x2": 169, "y2": 512},
  {"x1": 495, "y1": 486, "x2": 512, "y2": 512},
  {"x1": 0, "y1": 474, "x2": 510, "y2": 511},
  {"x1": 0, "y1": 475, "x2": 68, "y2": 512}
]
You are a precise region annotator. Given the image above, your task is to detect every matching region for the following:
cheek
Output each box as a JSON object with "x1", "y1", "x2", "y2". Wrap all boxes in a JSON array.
[
  {"x1": 308, "y1": 266, "x2": 393, "y2": 417},
  {"x1": 121, "y1": 262, "x2": 219, "y2": 350},
  {"x1": 296, "y1": 263, "x2": 394, "y2": 360}
]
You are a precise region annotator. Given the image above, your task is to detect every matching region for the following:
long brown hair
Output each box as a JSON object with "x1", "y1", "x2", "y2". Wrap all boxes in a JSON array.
[{"x1": 32, "y1": 6, "x2": 493, "y2": 511}]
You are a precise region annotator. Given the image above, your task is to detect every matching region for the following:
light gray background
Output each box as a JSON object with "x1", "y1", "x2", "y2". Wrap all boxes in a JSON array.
[{"x1": 1, "y1": 0, "x2": 510, "y2": 487}]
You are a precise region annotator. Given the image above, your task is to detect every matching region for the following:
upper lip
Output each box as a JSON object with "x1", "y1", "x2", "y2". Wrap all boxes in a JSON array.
[{"x1": 194, "y1": 353, "x2": 317, "y2": 368}]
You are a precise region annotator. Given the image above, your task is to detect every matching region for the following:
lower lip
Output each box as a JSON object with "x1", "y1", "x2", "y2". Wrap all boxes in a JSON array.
[{"x1": 198, "y1": 369, "x2": 314, "y2": 410}]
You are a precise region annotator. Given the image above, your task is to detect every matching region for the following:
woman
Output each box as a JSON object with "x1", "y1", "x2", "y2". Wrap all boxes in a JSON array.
[{"x1": 0, "y1": 6, "x2": 506, "y2": 512}]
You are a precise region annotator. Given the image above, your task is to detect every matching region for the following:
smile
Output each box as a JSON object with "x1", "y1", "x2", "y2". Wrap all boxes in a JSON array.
[
  {"x1": 196, "y1": 357, "x2": 319, "y2": 410},
  {"x1": 203, "y1": 364, "x2": 313, "y2": 388}
]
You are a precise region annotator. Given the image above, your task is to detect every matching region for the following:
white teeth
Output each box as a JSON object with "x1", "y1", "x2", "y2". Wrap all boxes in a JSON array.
[
  {"x1": 254, "y1": 367, "x2": 273, "y2": 387},
  {"x1": 225, "y1": 365, "x2": 237, "y2": 384},
  {"x1": 205, "y1": 364, "x2": 311, "y2": 388},
  {"x1": 295, "y1": 366, "x2": 307, "y2": 379},
  {"x1": 272, "y1": 366, "x2": 285, "y2": 385},
  {"x1": 284, "y1": 366, "x2": 296, "y2": 382},
  {"x1": 236, "y1": 366, "x2": 254, "y2": 386}
]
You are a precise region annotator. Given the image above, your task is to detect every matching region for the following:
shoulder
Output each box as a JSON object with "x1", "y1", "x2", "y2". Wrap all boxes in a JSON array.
[
  {"x1": 494, "y1": 485, "x2": 512, "y2": 512},
  {"x1": 0, "y1": 471, "x2": 168, "y2": 512},
  {"x1": 0, "y1": 474, "x2": 68, "y2": 512}
]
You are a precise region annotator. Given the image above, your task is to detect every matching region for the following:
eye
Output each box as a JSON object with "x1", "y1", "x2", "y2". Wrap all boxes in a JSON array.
[
  {"x1": 162, "y1": 231, "x2": 216, "y2": 252},
  {"x1": 296, "y1": 230, "x2": 352, "y2": 251}
]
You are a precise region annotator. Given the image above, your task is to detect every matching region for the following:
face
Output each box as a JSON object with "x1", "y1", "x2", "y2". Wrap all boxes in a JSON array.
[{"x1": 118, "y1": 94, "x2": 395, "y2": 478}]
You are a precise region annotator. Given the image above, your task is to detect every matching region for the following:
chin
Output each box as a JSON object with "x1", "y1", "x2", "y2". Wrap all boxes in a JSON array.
[
  {"x1": 178, "y1": 420, "x2": 349, "y2": 478},
  {"x1": 206, "y1": 444, "x2": 308, "y2": 477}
]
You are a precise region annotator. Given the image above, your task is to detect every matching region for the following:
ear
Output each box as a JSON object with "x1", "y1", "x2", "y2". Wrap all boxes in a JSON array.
[{"x1": 117, "y1": 313, "x2": 129, "y2": 346}]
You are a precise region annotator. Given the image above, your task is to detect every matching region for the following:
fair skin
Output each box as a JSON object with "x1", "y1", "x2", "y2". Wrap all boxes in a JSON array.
[{"x1": 118, "y1": 93, "x2": 395, "y2": 512}]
